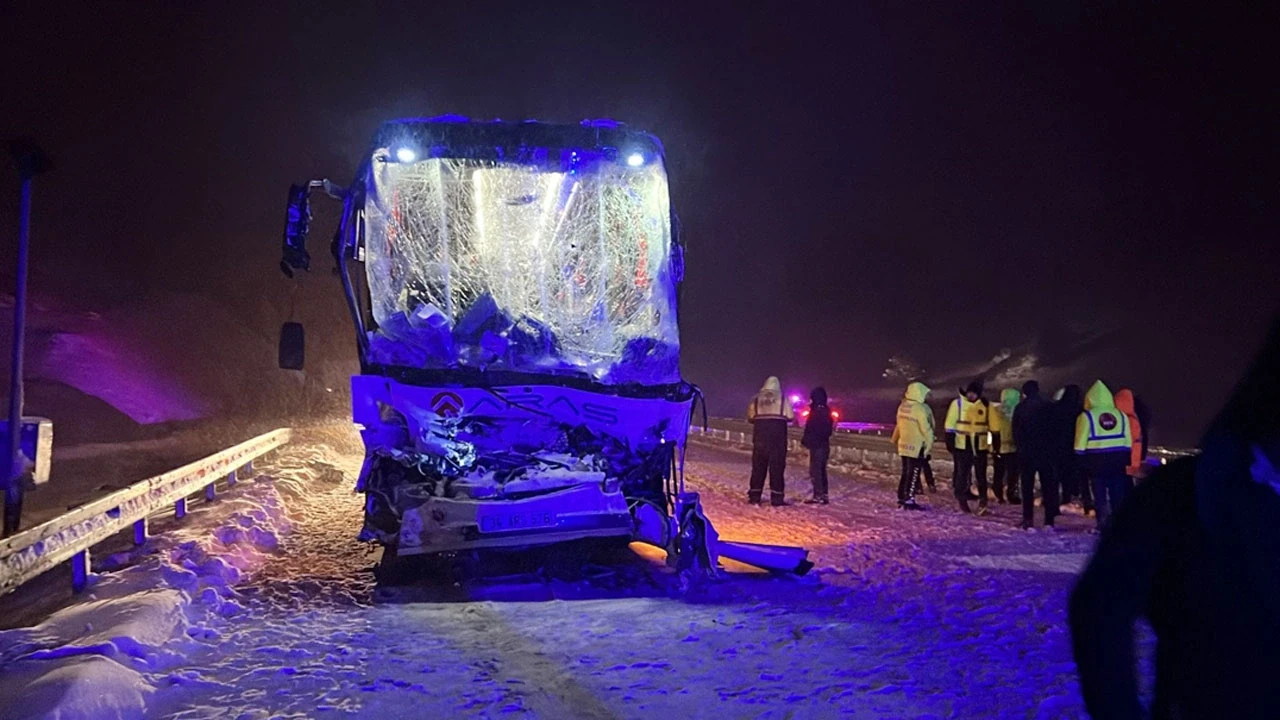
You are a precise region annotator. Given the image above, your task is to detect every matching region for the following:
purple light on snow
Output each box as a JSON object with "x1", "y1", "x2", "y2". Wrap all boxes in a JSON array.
[{"x1": 42, "y1": 332, "x2": 208, "y2": 424}]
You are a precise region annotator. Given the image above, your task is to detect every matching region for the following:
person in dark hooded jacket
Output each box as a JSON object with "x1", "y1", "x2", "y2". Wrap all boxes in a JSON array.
[
  {"x1": 1013, "y1": 380, "x2": 1058, "y2": 529},
  {"x1": 1053, "y1": 384, "x2": 1093, "y2": 514},
  {"x1": 1070, "y1": 315, "x2": 1280, "y2": 719},
  {"x1": 801, "y1": 387, "x2": 834, "y2": 504}
]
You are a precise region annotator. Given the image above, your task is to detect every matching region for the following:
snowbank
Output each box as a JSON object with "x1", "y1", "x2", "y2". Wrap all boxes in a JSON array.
[
  {"x1": 0, "y1": 590, "x2": 186, "y2": 665},
  {"x1": 0, "y1": 431, "x2": 352, "y2": 720},
  {"x1": 0, "y1": 655, "x2": 153, "y2": 720}
]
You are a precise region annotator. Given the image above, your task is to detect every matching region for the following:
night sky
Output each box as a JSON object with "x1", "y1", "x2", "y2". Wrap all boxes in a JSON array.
[{"x1": 2, "y1": 2, "x2": 1276, "y2": 444}]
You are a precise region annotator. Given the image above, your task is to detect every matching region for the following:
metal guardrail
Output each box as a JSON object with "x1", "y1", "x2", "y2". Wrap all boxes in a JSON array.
[
  {"x1": 696, "y1": 415, "x2": 1192, "y2": 476},
  {"x1": 0, "y1": 428, "x2": 292, "y2": 596},
  {"x1": 690, "y1": 417, "x2": 1194, "y2": 474},
  {"x1": 697, "y1": 417, "x2": 1195, "y2": 455},
  {"x1": 689, "y1": 425, "x2": 910, "y2": 476}
]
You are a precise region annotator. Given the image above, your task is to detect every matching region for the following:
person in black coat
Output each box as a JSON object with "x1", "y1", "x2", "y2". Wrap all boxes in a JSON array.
[
  {"x1": 1012, "y1": 380, "x2": 1058, "y2": 529},
  {"x1": 1054, "y1": 384, "x2": 1093, "y2": 513},
  {"x1": 1070, "y1": 316, "x2": 1280, "y2": 719},
  {"x1": 801, "y1": 387, "x2": 834, "y2": 504}
]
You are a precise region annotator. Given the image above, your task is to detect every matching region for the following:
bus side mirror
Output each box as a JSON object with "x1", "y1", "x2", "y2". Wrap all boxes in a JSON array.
[
  {"x1": 279, "y1": 322, "x2": 306, "y2": 370},
  {"x1": 280, "y1": 184, "x2": 312, "y2": 278}
]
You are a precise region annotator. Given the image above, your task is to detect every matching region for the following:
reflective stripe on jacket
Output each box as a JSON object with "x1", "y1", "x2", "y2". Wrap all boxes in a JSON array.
[
  {"x1": 945, "y1": 396, "x2": 990, "y2": 451},
  {"x1": 1074, "y1": 381, "x2": 1133, "y2": 454},
  {"x1": 747, "y1": 376, "x2": 794, "y2": 423}
]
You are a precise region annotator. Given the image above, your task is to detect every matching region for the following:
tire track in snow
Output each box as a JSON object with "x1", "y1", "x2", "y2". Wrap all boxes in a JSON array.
[{"x1": 421, "y1": 603, "x2": 622, "y2": 720}]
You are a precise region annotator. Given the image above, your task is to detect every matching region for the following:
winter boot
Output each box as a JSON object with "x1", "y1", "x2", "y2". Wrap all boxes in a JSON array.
[
  {"x1": 902, "y1": 498, "x2": 925, "y2": 511},
  {"x1": 804, "y1": 496, "x2": 828, "y2": 505}
]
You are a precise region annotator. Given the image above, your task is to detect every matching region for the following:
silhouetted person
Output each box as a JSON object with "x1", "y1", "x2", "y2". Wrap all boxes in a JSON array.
[
  {"x1": 1071, "y1": 316, "x2": 1280, "y2": 719},
  {"x1": 747, "y1": 376, "x2": 794, "y2": 506},
  {"x1": 1013, "y1": 380, "x2": 1058, "y2": 529},
  {"x1": 801, "y1": 387, "x2": 834, "y2": 504},
  {"x1": 1054, "y1": 384, "x2": 1092, "y2": 513}
]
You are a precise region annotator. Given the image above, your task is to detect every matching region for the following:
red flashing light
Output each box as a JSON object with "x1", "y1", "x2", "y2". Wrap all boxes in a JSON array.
[
  {"x1": 802, "y1": 410, "x2": 810, "y2": 417},
  {"x1": 832, "y1": 411, "x2": 841, "y2": 420}
]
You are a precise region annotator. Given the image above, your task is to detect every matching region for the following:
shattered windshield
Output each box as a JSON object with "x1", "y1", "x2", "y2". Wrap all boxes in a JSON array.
[{"x1": 363, "y1": 150, "x2": 680, "y2": 385}]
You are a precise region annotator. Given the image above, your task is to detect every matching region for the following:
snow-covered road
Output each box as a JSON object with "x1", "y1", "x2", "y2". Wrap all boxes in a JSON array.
[{"x1": 1, "y1": 426, "x2": 1118, "y2": 719}]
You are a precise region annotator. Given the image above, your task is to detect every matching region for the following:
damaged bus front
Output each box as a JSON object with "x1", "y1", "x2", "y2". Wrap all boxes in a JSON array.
[
  {"x1": 282, "y1": 118, "x2": 695, "y2": 557},
  {"x1": 280, "y1": 117, "x2": 811, "y2": 576}
]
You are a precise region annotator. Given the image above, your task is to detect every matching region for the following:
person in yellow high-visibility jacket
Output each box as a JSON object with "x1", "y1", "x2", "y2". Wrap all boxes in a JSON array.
[
  {"x1": 988, "y1": 387, "x2": 1021, "y2": 505},
  {"x1": 1074, "y1": 380, "x2": 1133, "y2": 530},
  {"x1": 945, "y1": 380, "x2": 991, "y2": 514},
  {"x1": 890, "y1": 381, "x2": 934, "y2": 510}
]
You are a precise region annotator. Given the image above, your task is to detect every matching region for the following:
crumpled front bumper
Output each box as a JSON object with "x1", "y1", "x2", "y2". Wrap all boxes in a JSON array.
[{"x1": 395, "y1": 482, "x2": 632, "y2": 555}]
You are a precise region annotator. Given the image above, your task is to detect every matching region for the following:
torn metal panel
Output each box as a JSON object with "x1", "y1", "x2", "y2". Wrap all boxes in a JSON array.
[{"x1": 353, "y1": 379, "x2": 688, "y2": 554}]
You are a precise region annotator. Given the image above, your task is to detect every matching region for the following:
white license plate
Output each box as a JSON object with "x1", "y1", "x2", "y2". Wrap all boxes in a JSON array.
[{"x1": 476, "y1": 510, "x2": 558, "y2": 534}]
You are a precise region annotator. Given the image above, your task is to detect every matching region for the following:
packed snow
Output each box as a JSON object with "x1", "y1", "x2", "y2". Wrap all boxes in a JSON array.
[{"x1": 0, "y1": 424, "x2": 1135, "y2": 719}]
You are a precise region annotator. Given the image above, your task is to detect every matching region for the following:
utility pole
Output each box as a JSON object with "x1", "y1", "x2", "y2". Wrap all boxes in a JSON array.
[{"x1": 4, "y1": 140, "x2": 51, "y2": 537}]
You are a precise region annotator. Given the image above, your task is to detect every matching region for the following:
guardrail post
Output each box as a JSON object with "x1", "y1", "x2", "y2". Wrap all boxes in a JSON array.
[
  {"x1": 205, "y1": 484, "x2": 216, "y2": 502},
  {"x1": 245, "y1": 460, "x2": 254, "y2": 476},
  {"x1": 71, "y1": 549, "x2": 89, "y2": 592},
  {"x1": 226, "y1": 470, "x2": 237, "y2": 487},
  {"x1": 0, "y1": 429, "x2": 292, "y2": 598}
]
